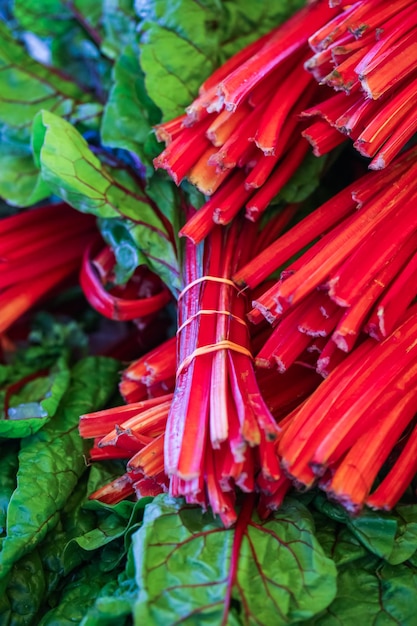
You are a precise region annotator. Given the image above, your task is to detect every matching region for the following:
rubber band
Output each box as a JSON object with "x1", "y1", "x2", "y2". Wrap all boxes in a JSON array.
[
  {"x1": 176, "y1": 340, "x2": 253, "y2": 378},
  {"x1": 176, "y1": 309, "x2": 248, "y2": 335},
  {"x1": 178, "y1": 275, "x2": 238, "y2": 301}
]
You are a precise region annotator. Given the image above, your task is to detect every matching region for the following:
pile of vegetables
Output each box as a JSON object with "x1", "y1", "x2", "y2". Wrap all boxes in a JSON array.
[{"x1": 1, "y1": 1, "x2": 417, "y2": 624}]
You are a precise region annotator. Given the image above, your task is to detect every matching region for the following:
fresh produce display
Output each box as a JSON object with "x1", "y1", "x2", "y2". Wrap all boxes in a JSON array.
[{"x1": 1, "y1": 1, "x2": 417, "y2": 625}]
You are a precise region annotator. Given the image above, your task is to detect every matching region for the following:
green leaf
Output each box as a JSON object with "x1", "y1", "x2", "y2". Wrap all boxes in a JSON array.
[
  {"x1": 348, "y1": 505, "x2": 417, "y2": 566},
  {"x1": 309, "y1": 557, "x2": 417, "y2": 626},
  {"x1": 64, "y1": 498, "x2": 151, "y2": 574},
  {"x1": 33, "y1": 110, "x2": 180, "y2": 291},
  {"x1": 80, "y1": 543, "x2": 138, "y2": 626},
  {"x1": 101, "y1": 44, "x2": 161, "y2": 168},
  {"x1": 99, "y1": 217, "x2": 148, "y2": 284},
  {"x1": 387, "y1": 505, "x2": 417, "y2": 565},
  {"x1": 0, "y1": 356, "x2": 70, "y2": 439},
  {"x1": 0, "y1": 144, "x2": 50, "y2": 207},
  {"x1": 0, "y1": 21, "x2": 101, "y2": 151},
  {"x1": 12, "y1": 0, "x2": 76, "y2": 37},
  {"x1": 38, "y1": 474, "x2": 97, "y2": 595},
  {"x1": 0, "y1": 443, "x2": 19, "y2": 537},
  {"x1": 0, "y1": 549, "x2": 46, "y2": 626},
  {"x1": 101, "y1": 0, "x2": 139, "y2": 60},
  {"x1": 312, "y1": 513, "x2": 369, "y2": 568},
  {"x1": 0, "y1": 356, "x2": 120, "y2": 585},
  {"x1": 38, "y1": 561, "x2": 119, "y2": 626},
  {"x1": 137, "y1": 0, "x2": 306, "y2": 120},
  {"x1": 278, "y1": 153, "x2": 328, "y2": 205},
  {"x1": 314, "y1": 493, "x2": 417, "y2": 566},
  {"x1": 133, "y1": 495, "x2": 337, "y2": 625}
]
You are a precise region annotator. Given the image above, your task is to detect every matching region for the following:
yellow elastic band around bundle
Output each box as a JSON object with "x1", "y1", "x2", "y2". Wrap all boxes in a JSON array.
[{"x1": 176, "y1": 341, "x2": 252, "y2": 378}]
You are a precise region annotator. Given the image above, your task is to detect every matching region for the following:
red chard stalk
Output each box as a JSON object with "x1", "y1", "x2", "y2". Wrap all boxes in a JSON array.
[
  {"x1": 303, "y1": 0, "x2": 417, "y2": 168},
  {"x1": 154, "y1": 0, "x2": 343, "y2": 244}
]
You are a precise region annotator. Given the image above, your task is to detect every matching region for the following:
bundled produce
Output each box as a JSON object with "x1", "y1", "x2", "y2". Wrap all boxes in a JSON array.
[
  {"x1": 154, "y1": 0, "x2": 341, "y2": 243},
  {"x1": 81, "y1": 0, "x2": 417, "y2": 522},
  {"x1": 235, "y1": 145, "x2": 417, "y2": 370},
  {"x1": 302, "y1": 0, "x2": 417, "y2": 168},
  {"x1": 2, "y1": 0, "x2": 417, "y2": 623},
  {"x1": 0, "y1": 203, "x2": 95, "y2": 334},
  {"x1": 80, "y1": 215, "x2": 323, "y2": 524}
]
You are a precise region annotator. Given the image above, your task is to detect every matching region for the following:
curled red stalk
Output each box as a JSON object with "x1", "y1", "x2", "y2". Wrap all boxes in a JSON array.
[{"x1": 80, "y1": 240, "x2": 171, "y2": 321}]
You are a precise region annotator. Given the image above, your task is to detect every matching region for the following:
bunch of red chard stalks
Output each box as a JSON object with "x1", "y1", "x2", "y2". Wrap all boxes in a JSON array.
[
  {"x1": 302, "y1": 0, "x2": 417, "y2": 168},
  {"x1": 0, "y1": 203, "x2": 95, "y2": 337},
  {"x1": 81, "y1": 214, "x2": 323, "y2": 525},
  {"x1": 153, "y1": 0, "x2": 339, "y2": 243},
  {"x1": 79, "y1": 0, "x2": 417, "y2": 522}
]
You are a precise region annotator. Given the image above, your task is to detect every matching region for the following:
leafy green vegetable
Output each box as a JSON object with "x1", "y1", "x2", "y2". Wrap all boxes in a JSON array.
[
  {"x1": 0, "y1": 356, "x2": 120, "y2": 588},
  {"x1": 278, "y1": 153, "x2": 328, "y2": 205},
  {"x1": 313, "y1": 493, "x2": 417, "y2": 566},
  {"x1": 133, "y1": 495, "x2": 337, "y2": 625},
  {"x1": 101, "y1": 43, "x2": 161, "y2": 167},
  {"x1": 33, "y1": 109, "x2": 180, "y2": 291},
  {"x1": 0, "y1": 549, "x2": 46, "y2": 626},
  {"x1": 0, "y1": 357, "x2": 70, "y2": 439},
  {"x1": 0, "y1": 443, "x2": 19, "y2": 537},
  {"x1": 0, "y1": 21, "x2": 101, "y2": 147},
  {"x1": 0, "y1": 144, "x2": 51, "y2": 207},
  {"x1": 38, "y1": 561, "x2": 118, "y2": 626},
  {"x1": 137, "y1": 0, "x2": 306, "y2": 120},
  {"x1": 38, "y1": 474, "x2": 97, "y2": 595},
  {"x1": 79, "y1": 541, "x2": 138, "y2": 626},
  {"x1": 309, "y1": 557, "x2": 417, "y2": 626}
]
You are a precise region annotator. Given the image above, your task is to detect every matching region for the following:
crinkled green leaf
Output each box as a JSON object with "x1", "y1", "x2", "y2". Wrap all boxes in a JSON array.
[
  {"x1": 33, "y1": 110, "x2": 180, "y2": 291},
  {"x1": 0, "y1": 356, "x2": 70, "y2": 439},
  {"x1": 0, "y1": 443, "x2": 19, "y2": 537},
  {"x1": 12, "y1": 0, "x2": 76, "y2": 37},
  {"x1": 220, "y1": 0, "x2": 306, "y2": 57},
  {"x1": 312, "y1": 513, "x2": 369, "y2": 568},
  {"x1": 64, "y1": 498, "x2": 151, "y2": 574},
  {"x1": 0, "y1": 549, "x2": 46, "y2": 626},
  {"x1": 80, "y1": 543, "x2": 138, "y2": 626},
  {"x1": 387, "y1": 505, "x2": 417, "y2": 565},
  {"x1": 101, "y1": 44, "x2": 161, "y2": 168},
  {"x1": 15, "y1": 0, "x2": 130, "y2": 50},
  {"x1": 0, "y1": 21, "x2": 101, "y2": 151},
  {"x1": 38, "y1": 474, "x2": 97, "y2": 595},
  {"x1": 137, "y1": 0, "x2": 306, "y2": 120},
  {"x1": 38, "y1": 561, "x2": 119, "y2": 626},
  {"x1": 0, "y1": 356, "x2": 120, "y2": 585},
  {"x1": 314, "y1": 494, "x2": 417, "y2": 566},
  {"x1": 79, "y1": 579, "x2": 135, "y2": 626},
  {"x1": 133, "y1": 495, "x2": 337, "y2": 626},
  {"x1": 308, "y1": 557, "x2": 417, "y2": 626},
  {"x1": 0, "y1": 314, "x2": 87, "y2": 393}
]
